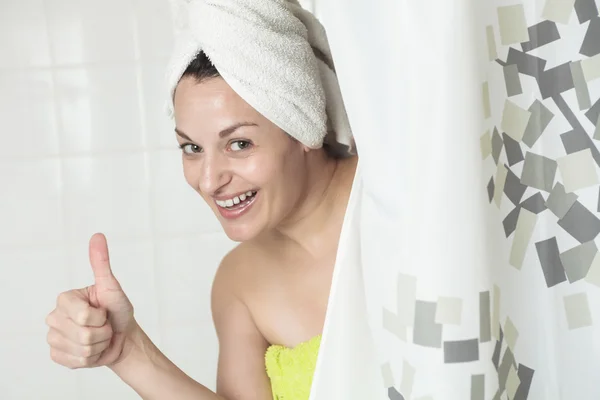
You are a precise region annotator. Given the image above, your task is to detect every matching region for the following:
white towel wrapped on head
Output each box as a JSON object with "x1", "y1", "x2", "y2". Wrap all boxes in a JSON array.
[{"x1": 166, "y1": 0, "x2": 354, "y2": 154}]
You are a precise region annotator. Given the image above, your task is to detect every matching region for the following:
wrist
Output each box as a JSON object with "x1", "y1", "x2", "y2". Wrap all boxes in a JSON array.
[{"x1": 108, "y1": 321, "x2": 156, "y2": 374}]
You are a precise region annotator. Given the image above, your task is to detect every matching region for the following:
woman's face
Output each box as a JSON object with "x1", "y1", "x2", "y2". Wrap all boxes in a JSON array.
[{"x1": 173, "y1": 76, "x2": 310, "y2": 242}]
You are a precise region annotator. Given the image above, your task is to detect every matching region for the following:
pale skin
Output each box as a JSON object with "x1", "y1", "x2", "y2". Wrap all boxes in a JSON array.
[{"x1": 45, "y1": 76, "x2": 357, "y2": 399}]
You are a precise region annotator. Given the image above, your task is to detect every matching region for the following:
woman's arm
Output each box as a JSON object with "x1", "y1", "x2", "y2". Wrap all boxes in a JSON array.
[
  {"x1": 211, "y1": 251, "x2": 274, "y2": 400},
  {"x1": 109, "y1": 323, "x2": 225, "y2": 400}
]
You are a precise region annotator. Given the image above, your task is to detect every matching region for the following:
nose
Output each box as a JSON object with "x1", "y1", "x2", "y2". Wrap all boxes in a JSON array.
[{"x1": 198, "y1": 151, "x2": 231, "y2": 195}]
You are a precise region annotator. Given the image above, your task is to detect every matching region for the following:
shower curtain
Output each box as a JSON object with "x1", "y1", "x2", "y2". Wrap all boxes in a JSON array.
[{"x1": 311, "y1": 0, "x2": 600, "y2": 399}]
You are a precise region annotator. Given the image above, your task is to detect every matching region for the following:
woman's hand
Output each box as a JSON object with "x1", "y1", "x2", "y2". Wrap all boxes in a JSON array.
[{"x1": 46, "y1": 233, "x2": 135, "y2": 369}]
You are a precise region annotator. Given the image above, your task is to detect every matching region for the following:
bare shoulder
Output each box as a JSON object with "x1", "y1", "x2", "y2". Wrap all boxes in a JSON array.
[
  {"x1": 210, "y1": 242, "x2": 273, "y2": 399},
  {"x1": 214, "y1": 240, "x2": 269, "y2": 280},
  {"x1": 211, "y1": 240, "x2": 271, "y2": 313},
  {"x1": 212, "y1": 242, "x2": 259, "y2": 301}
]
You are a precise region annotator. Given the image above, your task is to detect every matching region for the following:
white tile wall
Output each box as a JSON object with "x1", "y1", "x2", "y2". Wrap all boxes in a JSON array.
[
  {"x1": 0, "y1": 158, "x2": 64, "y2": 246},
  {"x1": 54, "y1": 65, "x2": 145, "y2": 153},
  {"x1": 45, "y1": 0, "x2": 138, "y2": 65},
  {"x1": 62, "y1": 154, "x2": 152, "y2": 240},
  {"x1": 0, "y1": 70, "x2": 59, "y2": 158},
  {"x1": 0, "y1": 0, "x2": 237, "y2": 398},
  {"x1": 0, "y1": 333, "x2": 80, "y2": 399},
  {"x1": 132, "y1": 0, "x2": 176, "y2": 61},
  {"x1": 141, "y1": 63, "x2": 177, "y2": 149},
  {"x1": 0, "y1": 0, "x2": 51, "y2": 68},
  {"x1": 0, "y1": 245, "x2": 70, "y2": 335}
]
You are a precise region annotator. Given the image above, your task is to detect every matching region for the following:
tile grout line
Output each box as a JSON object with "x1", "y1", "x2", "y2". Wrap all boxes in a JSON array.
[
  {"x1": 0, "y1": 57, "x2": 169, "y2": 72},
  {"x1": 131, "y1": 0, "x2": 164, "y2": 347},
  {"x1": 39, "y1": 0, "x2": 84, "y2": 396},
  {"x1": 0, "y1": 147, "x2": 179, "y2": 162},
  {"x1": 41, "y1": 0, "x2": 70, "y2": 282},
  {"x1": 0, "y1": 230, "x2": 226, "y2": 253}
]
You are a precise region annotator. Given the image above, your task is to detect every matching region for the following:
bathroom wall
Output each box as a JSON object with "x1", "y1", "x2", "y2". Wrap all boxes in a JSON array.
[{"x1": 0, "y1": 0, "x2": 315, "y2": 398}]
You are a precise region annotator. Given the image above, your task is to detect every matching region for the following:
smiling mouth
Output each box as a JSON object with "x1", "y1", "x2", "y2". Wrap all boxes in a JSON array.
[{"x1": 215, "y1": 191, "x2": 257, "y2": 209}]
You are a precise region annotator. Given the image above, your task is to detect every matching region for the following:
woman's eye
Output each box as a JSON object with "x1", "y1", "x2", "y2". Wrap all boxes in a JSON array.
[
  {"x1": 180, "y1": 143, "x2": 202, "y2": 154},
  {"x1": 230, "y1": 140, "x2": 251, "y2": 151}
]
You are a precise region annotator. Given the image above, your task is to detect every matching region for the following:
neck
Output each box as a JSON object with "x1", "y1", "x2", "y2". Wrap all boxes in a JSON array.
[{"x1": 274, "y1": 151, "x2": 343, "y2": 259}]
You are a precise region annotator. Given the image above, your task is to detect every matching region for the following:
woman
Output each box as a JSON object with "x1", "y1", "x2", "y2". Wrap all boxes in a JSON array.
[{"x1": 45, "y1": 41, "x2": 356, "y2": 400}]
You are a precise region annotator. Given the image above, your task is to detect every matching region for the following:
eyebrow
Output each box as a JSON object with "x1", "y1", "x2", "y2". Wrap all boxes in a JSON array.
[{"x1": 175, "y1": 122, "x2": 258, "y2": 141}]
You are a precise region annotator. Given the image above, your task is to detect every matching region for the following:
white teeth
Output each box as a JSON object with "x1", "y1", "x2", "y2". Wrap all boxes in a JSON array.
[{"x1": 216, "y1": 191, "x2": 256, "y2": 208}]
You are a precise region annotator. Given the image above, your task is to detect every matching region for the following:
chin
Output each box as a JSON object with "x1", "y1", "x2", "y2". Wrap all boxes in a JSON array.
[{"x1": 221, "y1": 223, "x2": 262, "y2": 242}]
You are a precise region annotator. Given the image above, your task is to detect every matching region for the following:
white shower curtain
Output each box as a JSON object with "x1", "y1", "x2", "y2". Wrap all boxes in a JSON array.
[{"x1": 311, "y1": 0, "x2": 600, "y2": 399}]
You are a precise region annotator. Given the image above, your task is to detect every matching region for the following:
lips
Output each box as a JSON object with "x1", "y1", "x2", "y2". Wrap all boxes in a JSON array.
[
  {"x1": 215, "y1": 190, "x2": 257, "y2": 209},
  {"x1": 214, "y1": 190, "x2": 259, "y2": 220}
]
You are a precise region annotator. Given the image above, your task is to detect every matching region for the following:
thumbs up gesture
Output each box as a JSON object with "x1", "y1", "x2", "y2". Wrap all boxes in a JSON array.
[{"x1": 46, "y1": 233, "x2": 135, "y2": 369}]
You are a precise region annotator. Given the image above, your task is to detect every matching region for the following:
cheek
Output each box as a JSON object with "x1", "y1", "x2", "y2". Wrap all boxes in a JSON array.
[
  {"x1": 232, "y1": 155, "x2": 276, "y2": 186},
  {"x1": 249, "y1": 152, "x2": 304, "y2": 200}
]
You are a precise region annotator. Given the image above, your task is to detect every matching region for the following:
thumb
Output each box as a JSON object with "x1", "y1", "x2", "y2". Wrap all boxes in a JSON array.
[{"x1": 89, "y1": 233, "x2": 121, "y2": 291}]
